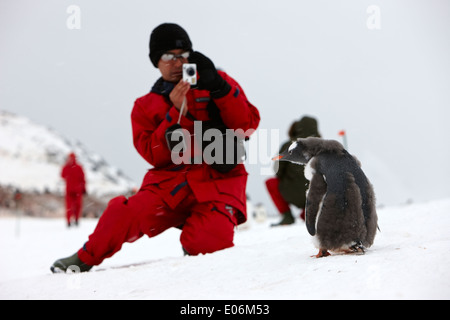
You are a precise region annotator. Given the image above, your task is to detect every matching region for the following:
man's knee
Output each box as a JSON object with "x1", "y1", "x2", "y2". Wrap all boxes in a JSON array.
[
  {"x1": 105, "y1": 193, "x2": 154, "y2": 221},
  {"x1": 180, "y1": 205, "x2": 236, "y2": 255},
  {"x1": 181, "y1": 227, "x2": 234, "y2": 255}
]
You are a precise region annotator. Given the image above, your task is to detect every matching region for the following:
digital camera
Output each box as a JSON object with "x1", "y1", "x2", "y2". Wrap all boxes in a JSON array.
[{"x1": 183, "y1": 63, "x2": 197, "y2": 86}]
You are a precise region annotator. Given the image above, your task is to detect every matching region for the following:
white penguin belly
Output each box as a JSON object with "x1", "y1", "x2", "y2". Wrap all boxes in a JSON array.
[{"x1": 304, "y1": 158, "x2": 315, "y2": 181}]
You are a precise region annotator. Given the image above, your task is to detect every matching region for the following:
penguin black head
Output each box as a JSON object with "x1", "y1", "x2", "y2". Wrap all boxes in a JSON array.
[
  {"x1": 272, "y1": 140, "x2": 310, "y2": 165},
  {"x1": 273, "y1": 137, "x2": 346, "y2": 165}
]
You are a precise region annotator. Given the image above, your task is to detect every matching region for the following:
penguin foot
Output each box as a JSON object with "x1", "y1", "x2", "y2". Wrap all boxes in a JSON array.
[
  {"x1": 349, "y1": 242, "x2": 366, "y2": 254},
  {"x1": 312, "y1": 249, "x2": 331, "y2": 258},
  {"x1": 339, "y1": 243, "x2": 366, "y2": 255}
]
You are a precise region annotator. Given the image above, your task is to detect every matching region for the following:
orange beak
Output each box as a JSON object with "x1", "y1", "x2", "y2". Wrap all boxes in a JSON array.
[{"x1": 272, "y1": 155, "x2": 284, "y2": 161}]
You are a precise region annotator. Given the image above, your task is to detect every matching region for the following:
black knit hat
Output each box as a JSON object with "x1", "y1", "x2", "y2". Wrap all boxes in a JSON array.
[{"x1": 149, "y1": 23, "x2": 193, "y2": 68}]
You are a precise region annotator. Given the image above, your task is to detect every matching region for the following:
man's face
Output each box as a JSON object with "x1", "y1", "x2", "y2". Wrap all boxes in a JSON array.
[{"x1": 158, "y1": 49, "x2": 189, "y2": 83}]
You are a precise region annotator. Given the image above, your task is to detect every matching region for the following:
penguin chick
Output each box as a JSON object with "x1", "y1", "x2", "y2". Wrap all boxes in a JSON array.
[{"x1": 273, "y1": 137, "x2": 378, "y2": 258}]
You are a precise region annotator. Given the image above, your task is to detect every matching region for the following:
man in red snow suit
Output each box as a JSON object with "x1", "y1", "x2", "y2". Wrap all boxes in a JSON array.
[
  {"x1": 51, "y1": 23, "x2": 260, "y2": 272},
  {"x1": 61, "y1": 152, "x2": 86, "y2": 227}
]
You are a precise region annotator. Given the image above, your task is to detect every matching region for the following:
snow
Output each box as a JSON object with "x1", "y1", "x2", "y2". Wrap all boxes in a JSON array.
[{"x1": 1, "y1": 198, "x2": 449, "y2": 300}]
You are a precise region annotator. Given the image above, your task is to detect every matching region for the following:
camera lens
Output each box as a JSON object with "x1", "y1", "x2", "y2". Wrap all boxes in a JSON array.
[{"x1": 186, "y1": 67, "x2": 195, "y2": 77}]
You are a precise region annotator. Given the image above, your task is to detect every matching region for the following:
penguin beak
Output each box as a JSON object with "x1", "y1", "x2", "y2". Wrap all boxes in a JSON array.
[
  {"x1": 273, "y1": 149, "x2": 291, "y2": 161},
  {"x1": 272, "y1": 155, "x2": 284, "y2": 161}
]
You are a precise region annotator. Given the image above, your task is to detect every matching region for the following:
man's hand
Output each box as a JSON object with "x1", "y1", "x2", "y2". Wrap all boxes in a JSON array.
[
  {"x1": 169, "y1": 80, "x2": 190, "y2": 115},
  {"x1": 189, "y1": 51, "x2": 231, "y2": 98}
]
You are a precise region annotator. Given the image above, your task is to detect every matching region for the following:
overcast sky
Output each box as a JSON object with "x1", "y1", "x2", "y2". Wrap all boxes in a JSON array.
[{"x1": 1, "y1": 0, "x2": 449, "y2": 211}]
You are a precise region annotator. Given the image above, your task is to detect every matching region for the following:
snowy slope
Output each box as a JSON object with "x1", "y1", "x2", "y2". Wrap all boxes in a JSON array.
[
  {"x1": 0, "y1": 198, "x2": 449, "y2": 300},
  {"x1": 0, "y1": 111, "x2": 136, "y2": 196}
]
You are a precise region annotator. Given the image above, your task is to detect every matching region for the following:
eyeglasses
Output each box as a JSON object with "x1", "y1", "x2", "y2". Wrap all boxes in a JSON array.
[{"x1": 160, "y1": 51, "x2": 190, "y2": 62}]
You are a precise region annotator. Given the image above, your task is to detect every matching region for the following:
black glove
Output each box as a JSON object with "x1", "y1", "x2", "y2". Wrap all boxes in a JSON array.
[
  {"x1": 165, "y1": 124, "x2": 185, "y2": 151},
  {"x1": 189, "y1": 51, "x2": 231, "y2": 98}
]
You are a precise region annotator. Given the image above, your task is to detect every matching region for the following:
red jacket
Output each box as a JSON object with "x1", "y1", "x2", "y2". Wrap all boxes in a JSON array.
[
  {"x1": 61, "y1": 155, "x2": 86, "y2": 195},
  {"x1": 131, "y1": 71, "x2": 260, "y2": 223}
]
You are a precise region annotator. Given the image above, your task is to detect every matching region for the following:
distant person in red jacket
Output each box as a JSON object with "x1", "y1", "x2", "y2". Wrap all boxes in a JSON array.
[
  {"x1": 61, "y1": 152, "x2": 86, "y2": 227},
  {"x1": 51, "y1": 23, "x2": 260, "y2": 272}
]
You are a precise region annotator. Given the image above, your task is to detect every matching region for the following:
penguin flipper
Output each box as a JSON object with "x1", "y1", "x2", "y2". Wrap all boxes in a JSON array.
[
  {"x1": 305, "y1": 170, "x2": 327, "y2": 236},
  {"x1": 305, "y1": 213, "x2": 316, "y2": 236}
]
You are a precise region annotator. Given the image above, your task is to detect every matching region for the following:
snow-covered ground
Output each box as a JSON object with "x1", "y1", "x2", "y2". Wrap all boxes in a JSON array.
[{"x1": 1, "y1": 198, "x2": 449, "y2": 300}]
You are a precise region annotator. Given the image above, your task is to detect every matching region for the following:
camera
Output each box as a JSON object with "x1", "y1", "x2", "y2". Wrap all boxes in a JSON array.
[{"x1": 183, "y1": 63, "x2": 197, "y2": 86}]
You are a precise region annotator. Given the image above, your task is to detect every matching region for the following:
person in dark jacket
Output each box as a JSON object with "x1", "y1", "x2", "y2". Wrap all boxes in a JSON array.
[
  {"x1": 266, "y1": 116, "x2": 321, "y2": 226},
  {"x1": 61, "y1": 152, "x2": 86, "y2": 227},
  {"x1": 51, "y1": 23, "x2": 260, "y2": 273}
]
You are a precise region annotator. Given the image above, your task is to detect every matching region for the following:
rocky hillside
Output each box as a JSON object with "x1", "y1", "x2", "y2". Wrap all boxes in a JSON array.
[
  {"x1": 0, "y1": 110, "x2": 136, "y2": 197},
  {"x1": 0, "y1": 110, "x2": 137, "y2": 217}
]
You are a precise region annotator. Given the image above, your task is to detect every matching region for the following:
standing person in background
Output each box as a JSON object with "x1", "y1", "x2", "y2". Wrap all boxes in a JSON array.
[
  {"x1": 61, "y1": 152, "x2": 86, "y2": 227},
  {"x1": 266, "y1": 116, "x2": 321, "y2": 227}
]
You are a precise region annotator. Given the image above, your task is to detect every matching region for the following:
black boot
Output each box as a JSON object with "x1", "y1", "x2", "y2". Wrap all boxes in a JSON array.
[
  {"x1": 271, "y1": 210, "x2": 295, "y2": 227},
  {"x1": 50, "y1": 253, "x2": 93, "y2": 273},
  {"x1": 182, "y1": 247, "x2": 190, "y2": 256}
]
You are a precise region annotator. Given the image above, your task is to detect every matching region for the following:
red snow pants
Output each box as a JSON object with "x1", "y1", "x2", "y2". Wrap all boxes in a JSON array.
[
  {"x1": 77, "y1": 186, "x2": 237, "y2": 266},
  {"x1": 65, "y1": 192, "x2": 83, "y2": 224},
  {"x1": 265, "y1": 177, "x2": 290, "y2": 214}
]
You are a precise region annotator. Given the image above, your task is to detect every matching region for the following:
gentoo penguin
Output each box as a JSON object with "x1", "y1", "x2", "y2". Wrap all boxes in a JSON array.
[{"x1": 273, "y1": 137, "x2": 378, "y2": 258}]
